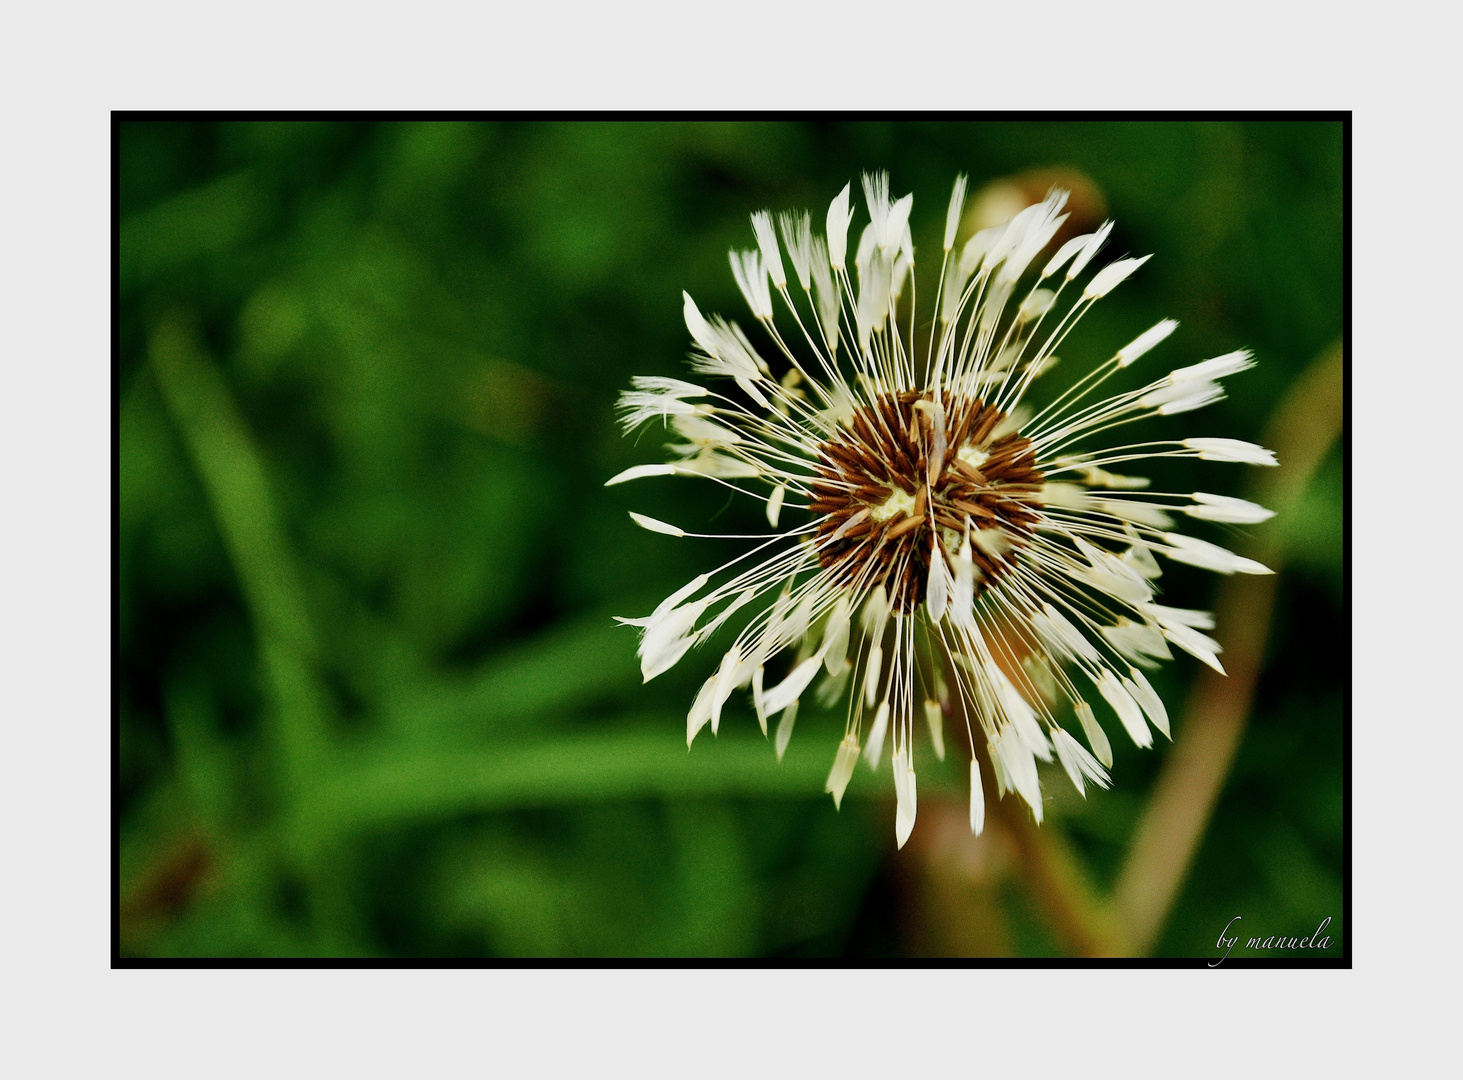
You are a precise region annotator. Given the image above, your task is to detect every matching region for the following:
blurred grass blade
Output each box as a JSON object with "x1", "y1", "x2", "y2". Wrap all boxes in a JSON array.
[
  {"x1": 288, "y1": 726, "x2": 942, "y2": 850},
  {"x1": 149, "y1": 318, "x2": 328, "y2": 782},
  {"x1": 385, "y1": 611, "x2": 642, "y2": 738},
  {"x1": 161, "y1": 675, "x2": 232, "y2": 832}
]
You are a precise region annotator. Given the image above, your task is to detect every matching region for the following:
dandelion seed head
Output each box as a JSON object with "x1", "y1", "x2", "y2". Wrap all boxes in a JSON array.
[{"x1": 610, "y1": 173, "x2": 1276, "y2": 848}]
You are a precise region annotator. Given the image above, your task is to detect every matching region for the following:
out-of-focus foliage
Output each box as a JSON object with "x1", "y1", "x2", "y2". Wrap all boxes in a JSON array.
[{"x1": 118, "y1": 121, "x2": 1344, "y2": 958}]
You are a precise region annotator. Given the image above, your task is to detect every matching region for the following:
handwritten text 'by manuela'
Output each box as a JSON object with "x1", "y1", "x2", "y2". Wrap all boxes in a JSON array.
[{"x1": 1210, "y1": 916, "x2": 1334, "y2": 966}]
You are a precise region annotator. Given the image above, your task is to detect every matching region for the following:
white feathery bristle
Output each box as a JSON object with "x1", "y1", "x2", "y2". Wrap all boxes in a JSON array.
[
  {"x1": 861, "y1": 584, "x2": 890, "y2": 640},
  {"x1": 1122, "y1": 541, "x2": 1163, "y2": 579},
  {"x1": 822, "y1": 596, "x2": 851, "y2": 674},
  {"x1": 766, "y1": 483, "x2": 786, "y2": 527},
  {"x1": 1083, "y1": 254, "x2": 1151, "y2": 299},
  {"x1": 1118, "y1": 678, "x2": 1155, "y2": 743},
  {"x1": 1101, "y1": 621, "x2": 1171, "y2": 664},
  {"x1": 653, "y1": 574, "x2": 708, "y2": 617},
  {"x1": 1142, "y1": 603, "x2": 1215, "y2": 631},
  {"x1": 774, "y1": 700, "x2": 797, "y2": 760},
  {"x1": 1098, "y1": 671, "x2": 1151, "y2": 748},
  {"x1": 1042, "y1": 231, "x2": 1092, "y2": 280},
  {"x1": 951, "y1": 534, "x2": 974, "y2": 628},
  {"x1": 853, "y1": 225, "x2": 877, "y2": 307},
  {"x1": 912, "y1": 399, "x2": 947, "y2": 488},
  {"x1": 729, "y1": 249, "x2": 773, "y2": 319},
  {"x1": 980, "y1": 199, "x2": 1029, "y2": 267},
  {"x1": 751, "y1": 210, "x2": 787, "y2": 289},
  {"x1": 961, "y1": 225, "x2": 1001, "y2": 278},
  {"x1": 994, "y1": 729, "x2": 1043, "y2": 822},
  {"x1": 1017, "y1": 287, "x2": 1056, "y2": 323},
  {"x1": 863, "y1": 644, "x2": 884, "y2": 709},
  {"x1": 1123, "y1": 618, "x2": 1173, "y2": 659},
  {"x1": 1161, "y1": 532, "x2": 1274, "y2": 575},
  {"x1": 969, "y1": 759, "x2": 985, "y2": 835},
  {"x1": 631, "y1": 375, "x2": 707, "y2": 398},
  {"x1": 923, "y1": 698, "x2": 945, "y2": 762},
  {"x1": 1035, "y1": 602, "x2": 1101, "y2": 663},
  {"x1": 827, "y1": 183, "x2": 853, "y2": 268},
  {"x1": 861, "y1": 172, "x2": 890, "y2": 244},
  {"x1": 884, "y1": 194, "x2": 914, "y2": 255},
  {"x1": 605, "y1": 463, "x2": 679, "y2": 486},
  {"x1": 684, "y1": 314, "x2": 764, "y2": 386},
  {"x1": 677, "y1": 452, "x2": 760, "y2": 480},
  {"x1": 1040, "y1": 482, "x2": 1089, "y2": 510},
  {"x1": 926, "y1": 538, "x2": 949, "y2": 621},
  {"x1": 785, "y1": 591, "x2": 816, "y2": 645},
  {"x1": 854, "y1": 238, "x2": 888, "y2": 352},
  {"x1": 1139, "y1": 379, "x2": 1219, "y2": 411},
  {"x1": 971, "y1": 528, "x2": 1011, "y2": 559},
  {"x1": 637, "y1": 599, "x2": 706, "y2": 682},
  {"x1": 990, "y1": 664, "x2": 1051, "y2": 762},
  {"x1": 1093, "y1": 497, "x2": 1174, "y2": 530},
  {"x1": 709, "y1": 644, "x2": 742, "y2": 735},
  {"x1": 1126, "y1": 667, "x2": 1170, "y2": 739},
  {"x1": 753, "y1": 589, "x2": 791, "y2": 667},
  {"x1": 1163, "y1": 621, "x2": 1227, "y2": 674},
  {"x1": 863, "y1": 699, "x2": 890, "y2": 769},
  {"x1": 1079, "y1": 466, "x2": 1151, "y2": 490},
  {"x1": 702, "y1": 587, "x2": 757, "y2": 641},
  {"x1": 1053, "y1": 727, "x2": 1088, "y2": 794},
  {"x1": 825, "y1": 734, "x2": 860, "y2": 810},
  {"x1": 616, "y1": 392, "x2": 703, "y2": 432},
  {"x1": 1117, "y1": 319, "x2": 1178, "y2": 367},
  {"x1": 760, "y1": 655, "x2": 823, "y2": 716},
  {"x1": 628, "y1": 511, "x2": 684, "y2": 537},
  {"x1": 890, "y1": 248, "x2": 912, "y2": 304},
  {"x1": 1053, "y1": 727, "x2": 1111, "y2": 796},
  {"x1": 997, "y1": 191, "x2": 1068, "y2": 284},
  {"x1": 687, "y1": 674, "x2": 716, "y2": 746},
  {"x1": 815, "y1": 659, "x2": 852, "y2": 710},
  {"x1": 943, "y1": 174, "x2": 968, "y2": 252},
  {"x1": 1184, "y1": 437, "x2": 1278, "y2": 466},
  {"x1": 1074, "y1": 699, "x2": 1113, "y2": 768},
  {"x1": 1169, "y1": 349, "x2": 1255, "y2": 384},
  {"x1": 675, "y1": 414, "x2": 744, "y2": 448},
  {"x1": 682, "y1": 291, "x2": 717, "y2": 355},
  {"x1": 1185, "y1": 492, "x2": 1275, "y2": 524},
  {"x1": 809, "y1": 235, "x2": 840, "y2": 355},
  {"x1": 979, "y1": 206, "x2": 1026, "y2": 276},
  {"x1": 777, "y1": 211, "x2": 813, "y2": 290},
  {"x1": 1074, "y1": 537, "x2": 1153, "y2": 606},
  {"x1": 1158, "y1": 382, "x2": 1226, "y2": 415},
  {"x1": 893, "y1": 748, "x2": 917, "y2": 848},
  {"x1": 988, "y1": 738, "x2": 1010, "y2": 799},
  {"x1": 1067, "y1": 220, "x2": 1113, "y2": 280},
  {"x1": 1024, "y1": 654, "x2": 1058, "y2": 703}
]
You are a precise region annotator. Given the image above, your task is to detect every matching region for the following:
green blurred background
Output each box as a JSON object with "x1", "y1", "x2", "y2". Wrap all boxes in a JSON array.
[{"x1": 117, "y1": 120, "x2": 1344, "y2": 958}]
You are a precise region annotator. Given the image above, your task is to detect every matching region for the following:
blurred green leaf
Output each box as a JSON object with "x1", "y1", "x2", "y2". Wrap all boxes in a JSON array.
[
  {"x1": 149, "y1": 319, "x2": 328, "y2": 781},
  {"x1": 120, "y1": 170, "x2": 267, "y2": 291}
]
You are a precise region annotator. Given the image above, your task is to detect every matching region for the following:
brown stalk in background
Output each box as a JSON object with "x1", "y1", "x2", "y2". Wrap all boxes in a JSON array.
[{"x1": 1110, "y1": 341, "x2": 1343, "y2": 953}]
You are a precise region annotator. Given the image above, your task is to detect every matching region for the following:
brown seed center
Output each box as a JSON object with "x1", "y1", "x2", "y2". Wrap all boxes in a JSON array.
[{"x1": 808, "y1": 391, "x2": 1044, "y2": 612}]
